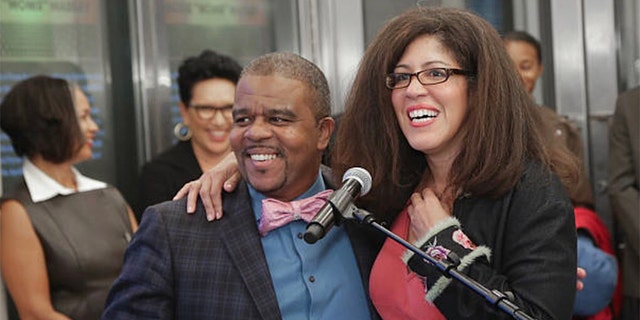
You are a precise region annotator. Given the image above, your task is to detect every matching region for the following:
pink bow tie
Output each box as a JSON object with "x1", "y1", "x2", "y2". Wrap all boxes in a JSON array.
[{"x1": 258, "y1": 189, "x2": 333, "y2": 236}]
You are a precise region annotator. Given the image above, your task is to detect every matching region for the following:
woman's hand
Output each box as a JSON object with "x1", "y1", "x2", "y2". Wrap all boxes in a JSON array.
[
  {"x1": 576, "y1": 267, "x2": 586, "y2": 291},
  {"x1": 407, "y1": 188, "x2": 452, "y2": 241},
  {"x1": 173, "y1": 152, "x2": 241, "y2": 221}
]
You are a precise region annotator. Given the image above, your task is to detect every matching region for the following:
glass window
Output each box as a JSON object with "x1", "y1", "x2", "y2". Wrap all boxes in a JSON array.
[
  {"x1": 362, "y1": 0, "x2": 513, "y2": 46},
  {"x1": 134, "y1": 0, "x2": 299, "y2": 158},
  {"x1": 0, "y1": 0, "x2": 114, "y2": 194}
]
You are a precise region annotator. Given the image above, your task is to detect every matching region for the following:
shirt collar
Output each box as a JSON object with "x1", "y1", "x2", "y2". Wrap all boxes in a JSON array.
[{"x1": 23, "y1": 159, "x2": 107, "y2": 203}]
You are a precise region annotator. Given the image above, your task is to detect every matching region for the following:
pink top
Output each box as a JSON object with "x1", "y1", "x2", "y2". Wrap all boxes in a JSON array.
[{"x1": 369, "y1": 208, "x2": 445, "y2": 320}]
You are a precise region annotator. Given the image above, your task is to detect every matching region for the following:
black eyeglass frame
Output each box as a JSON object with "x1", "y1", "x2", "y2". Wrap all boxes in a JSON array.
[
  {"x1": 189, "y1": 104, "x2": 233, "y2": 121},
  {"x1": 385, "y1": 67, "x2": 471, "y2": 89}
]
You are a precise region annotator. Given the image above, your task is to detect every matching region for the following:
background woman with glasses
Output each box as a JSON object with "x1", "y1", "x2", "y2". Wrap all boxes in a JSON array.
[
  {"x1": 136, "y1": 50, "x2": 242, "y2": 220},
  {"x1": 332, "y1": 6, "x2": 579, "y2": 319}
]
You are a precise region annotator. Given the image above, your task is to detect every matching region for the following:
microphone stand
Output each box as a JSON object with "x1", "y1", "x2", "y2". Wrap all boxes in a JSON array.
[{"x1": 347, "y1": 206, "x2": 537, "y2": 320}]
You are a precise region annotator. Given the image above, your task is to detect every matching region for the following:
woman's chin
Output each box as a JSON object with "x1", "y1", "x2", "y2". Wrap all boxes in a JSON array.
[{"x1": 72, "y1": 150, "x2": 94, "y2": 164}]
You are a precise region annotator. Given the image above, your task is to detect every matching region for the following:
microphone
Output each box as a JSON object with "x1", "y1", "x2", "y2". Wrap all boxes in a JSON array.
[{"x1": 304, "y1": 167, "x2": 372, "y2": 244}]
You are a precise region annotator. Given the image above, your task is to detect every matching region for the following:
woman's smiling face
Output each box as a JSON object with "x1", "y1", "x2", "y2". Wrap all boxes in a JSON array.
[{"x1": 390, "y1": 34, "x2": 469, "y2": 159}]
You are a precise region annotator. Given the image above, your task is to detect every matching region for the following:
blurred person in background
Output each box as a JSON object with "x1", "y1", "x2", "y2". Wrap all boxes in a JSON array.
[
  {"x1": 0, "y1": 75, "x2": 138, "y2": 320},
  {"x1": 504, "y1": 30, "x2": 621, "y2": 319},
  {"x1": 608, "y1": 86, "x2": 640, "y2": 320},
  {"x1": 136, "y1": 49, "x2": 242, "y2": 219}
]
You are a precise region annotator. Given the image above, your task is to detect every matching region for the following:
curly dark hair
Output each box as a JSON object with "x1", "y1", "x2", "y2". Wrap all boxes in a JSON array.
[{"x1": 177, "y1": 50, "x2": 243, "y2": 106}]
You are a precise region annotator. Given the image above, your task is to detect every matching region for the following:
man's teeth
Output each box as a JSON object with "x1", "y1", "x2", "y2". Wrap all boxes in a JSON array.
[
  {"x1": 409, "y1": 109, "x2": 438, "y2": 122},
  {"x1": 250, "y1": 154, "x2": 277, "y2": 161}
]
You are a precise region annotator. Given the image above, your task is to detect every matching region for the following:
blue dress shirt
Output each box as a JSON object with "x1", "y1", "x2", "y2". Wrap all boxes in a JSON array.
[{"x1": 248, "y1": 171, "x2": 371, "y2": 320}]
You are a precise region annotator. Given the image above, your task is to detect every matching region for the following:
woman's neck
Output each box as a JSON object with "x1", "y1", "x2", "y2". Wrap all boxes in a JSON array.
[
  {"x1": 423, "y1": 154, "x2": 454, "y2": 193},
  {"x1": 191, "y1": 143, "x2": 231, "y2": 173},
  {"x1": 422, "y1": 135, "x2": 464, "y2": 192},
  {"x1": 30, "y1": 156, "x2": 77, "y2": 190}
]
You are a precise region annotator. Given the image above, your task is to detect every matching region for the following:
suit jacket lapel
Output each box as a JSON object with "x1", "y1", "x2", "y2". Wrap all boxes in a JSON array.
[{"x1": 219, "y1": 182, "x2": 282, "y2": 320}]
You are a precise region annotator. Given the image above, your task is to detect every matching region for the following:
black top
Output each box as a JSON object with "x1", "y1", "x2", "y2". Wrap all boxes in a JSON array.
[{"x1": 136, "y1": 141, "x2": 202, "y2": 220}]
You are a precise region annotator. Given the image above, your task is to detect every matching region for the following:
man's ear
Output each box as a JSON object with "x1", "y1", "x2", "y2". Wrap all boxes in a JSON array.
[{"x1": 316, "y1": 116, "x2": 335, "y2": 150}]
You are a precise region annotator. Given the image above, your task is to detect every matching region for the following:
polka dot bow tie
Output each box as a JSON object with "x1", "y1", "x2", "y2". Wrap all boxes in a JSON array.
[{"x1": 258, "y1": 189, "x2": 333, "y2": 236}]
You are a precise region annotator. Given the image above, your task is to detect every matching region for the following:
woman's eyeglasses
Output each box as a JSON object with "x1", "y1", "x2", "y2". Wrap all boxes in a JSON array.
[
  {"x1": 190, "y1": 105, "x2": 233, "y2": 120},
  {"x1": 385, "y1": 67, "x2": 470, "y2": 89}
]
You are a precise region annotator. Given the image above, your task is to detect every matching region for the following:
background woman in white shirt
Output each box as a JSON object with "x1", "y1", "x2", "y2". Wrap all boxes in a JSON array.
[{"x1": 0, "y1": 75, "x2": 138, "y2": 320}]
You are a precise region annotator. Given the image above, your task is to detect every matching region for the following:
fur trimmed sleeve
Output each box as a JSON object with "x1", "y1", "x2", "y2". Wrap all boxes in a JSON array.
[{"x1": 402, "y1": 217, "x2": 492, "y2": 301}]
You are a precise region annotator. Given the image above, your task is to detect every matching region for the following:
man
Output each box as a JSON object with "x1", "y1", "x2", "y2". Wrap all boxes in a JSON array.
[
  {"x1": 102, "y1": 52, "x2": 382, "y2": 319},
  {"x1": 609, "y1": 86, "x2": 640, "y2": 319}
]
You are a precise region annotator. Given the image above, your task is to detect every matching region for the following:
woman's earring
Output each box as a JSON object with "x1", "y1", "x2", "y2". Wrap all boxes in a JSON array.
[{"x1": 173, "y1": 122, "x2": 192, "y2": 141}]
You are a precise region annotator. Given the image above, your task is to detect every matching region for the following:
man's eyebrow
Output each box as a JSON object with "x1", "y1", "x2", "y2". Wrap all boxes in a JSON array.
[
  {"x1": 232, "y1": 108, "x2": 248, "y2": 117},
  {"x1": 265, "y1": 108, "x2": 297, "y2": 118},
  {"x1": 232, "y1": 107, "x2": 298, "y2": 118}
]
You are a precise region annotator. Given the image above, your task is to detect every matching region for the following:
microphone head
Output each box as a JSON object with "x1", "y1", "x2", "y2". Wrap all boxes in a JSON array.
[{"x1": 343, "y1": 167, "x2": 372, "y2": 196}]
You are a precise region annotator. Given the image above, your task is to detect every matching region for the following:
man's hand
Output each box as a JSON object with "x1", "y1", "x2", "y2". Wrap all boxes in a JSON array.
[{"x1": 173, "y1": 152, "x2": 240, "y2": 221}]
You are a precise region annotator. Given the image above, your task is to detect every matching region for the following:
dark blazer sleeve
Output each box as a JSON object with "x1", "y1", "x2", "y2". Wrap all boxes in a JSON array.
[
  {"x1": 102, "y1": 206, "x2": 175, "y2": 320},
  {"x1": 608, "y1": 87, "x2": 640, "y2": 259}
]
